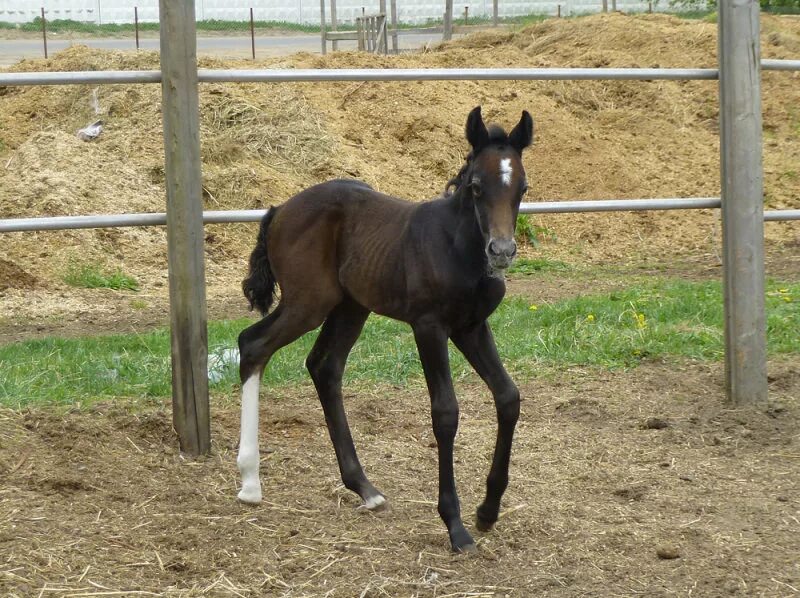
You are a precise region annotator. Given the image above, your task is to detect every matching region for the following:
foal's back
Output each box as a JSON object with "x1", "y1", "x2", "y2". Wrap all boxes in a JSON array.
[{"x1": 267, "y1": 179, "x2": 418, "y2": 317}]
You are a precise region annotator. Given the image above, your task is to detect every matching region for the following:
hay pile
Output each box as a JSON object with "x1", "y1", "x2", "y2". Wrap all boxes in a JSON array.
[{"x1": 0, "y1": 13, "x2": 798, "y2": 315}]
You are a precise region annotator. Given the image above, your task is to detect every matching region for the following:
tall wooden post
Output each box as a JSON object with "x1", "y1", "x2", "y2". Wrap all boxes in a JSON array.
[
  {"x1": 320, "y1": 0, "x2": 327, "y2": 54},
  {"x1": 159, "y1": 0, "x2": 211, "y2": 454},
  {"x1": 41, "y1": 7, "x2": 48, "y2": 59},
  {"x1": 330, "y1": 0, "x2": 338, "y2": 51},
  {"x1": 390, "y1": 0, "x2": 398, "y2": 53},
  {"x1": 379, "y1": 0, "x2": 387, "y2": 53},
  {"x1": 444, "y1": 0, "x2": 453, "y2": 41},
  {"x1": 718, "y1": 0, "x2": 767, "y2": 405},
  {"x1": 493, "y1": 0, "x2": 498, "y2": 26}
]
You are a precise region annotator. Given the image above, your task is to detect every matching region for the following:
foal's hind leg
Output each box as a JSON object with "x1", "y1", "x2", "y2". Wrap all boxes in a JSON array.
[
  {"x1": 306, "y1": 298, "x2": 385, "y2": 510},
  {"x1": 237, "y1": 302, "x2": 334, "y2": 504},
  {"x1": 451, "y1": 321, "x2": 520, "y2": 532}
]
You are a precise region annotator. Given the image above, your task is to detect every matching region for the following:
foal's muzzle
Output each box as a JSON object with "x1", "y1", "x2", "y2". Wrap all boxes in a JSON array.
[{"x1": 486, "y1": 238, "x2": 517, "y2": 270}]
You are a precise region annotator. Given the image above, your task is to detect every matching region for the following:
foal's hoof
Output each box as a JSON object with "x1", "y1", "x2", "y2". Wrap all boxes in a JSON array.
[
  {"x1": 454, "y1": 542, "x2": 478, "y2": 554},
  {"x1": 357, "y1": 494, "x2": 387, "y2": 512},
  {"x1": 475, "y1": 506, "x2": 497, "y2": 532},
  {"x1": 450, "y1": 528, "x2": 476, "y2": 554},
  {"x1": 475, "y1": 515, "x2": 496, "y2": 533},
  {"x1": 237, "y1": 485, "x2": 263, "y2": 505}
]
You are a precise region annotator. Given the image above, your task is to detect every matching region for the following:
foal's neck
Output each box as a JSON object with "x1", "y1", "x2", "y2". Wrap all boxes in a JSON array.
[{"x1": 442, "y1": 185, "x2": 490, "y2": 272}]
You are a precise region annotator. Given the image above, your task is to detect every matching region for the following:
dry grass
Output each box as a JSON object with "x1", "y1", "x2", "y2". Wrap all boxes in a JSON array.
[{"x1": 1, "y1": 360, "x2": 798, "y2": 596}]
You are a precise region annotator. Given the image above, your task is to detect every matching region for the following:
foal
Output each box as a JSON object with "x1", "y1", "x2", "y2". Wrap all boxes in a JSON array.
[{"x1": 237, "y1": 106, "x2": 533, "y2": 552}]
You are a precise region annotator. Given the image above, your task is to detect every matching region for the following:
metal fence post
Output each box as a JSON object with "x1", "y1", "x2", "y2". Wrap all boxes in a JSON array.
[
  {"x1": 718, "y1": 0, "x2": 767, "y2": 405},
  {"x1": 158, "y1": 0, "x2": 211, "y2": 454}
]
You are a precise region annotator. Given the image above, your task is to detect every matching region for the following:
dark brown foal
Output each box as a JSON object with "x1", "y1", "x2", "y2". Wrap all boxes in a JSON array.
[{"x1": 237, "y1": 106, "x2": 534, "y2": 552}]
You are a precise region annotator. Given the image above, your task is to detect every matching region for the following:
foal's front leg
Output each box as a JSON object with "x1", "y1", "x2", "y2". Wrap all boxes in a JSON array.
[
  {"x1": 451, "y1": 321, "x2": 520, "y2": 533},
  {"x1": 413, "y1": 321, "x2": 475, "y2": 552}
]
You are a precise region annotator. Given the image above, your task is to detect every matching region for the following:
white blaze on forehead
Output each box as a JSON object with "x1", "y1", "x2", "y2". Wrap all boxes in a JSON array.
[{"x1": 499, "y1": 158, "x2": 513, "y2": 186}]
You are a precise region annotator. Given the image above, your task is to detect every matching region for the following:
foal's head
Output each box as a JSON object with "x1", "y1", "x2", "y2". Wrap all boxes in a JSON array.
[{"x1": 457, "y1": 106, "x2": 534, "y2": 272}]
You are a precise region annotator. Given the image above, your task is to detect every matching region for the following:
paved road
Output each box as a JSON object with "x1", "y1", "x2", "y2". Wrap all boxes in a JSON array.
[{"x1": 0, "y1": 32, "x2": 452, "y2": 66}]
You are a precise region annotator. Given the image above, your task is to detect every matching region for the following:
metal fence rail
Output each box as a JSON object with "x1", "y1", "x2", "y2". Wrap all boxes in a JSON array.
[
  {"x1": 2, "y1": 201, "x2": 798, "y2": 233},
  {"x1": 2, "y1": 59, "x2": 798, "y2": 88}
]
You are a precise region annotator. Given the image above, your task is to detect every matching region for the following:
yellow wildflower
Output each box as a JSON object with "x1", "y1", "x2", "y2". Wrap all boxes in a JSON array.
[{"x1": 529, "y1": 304, "x2": 538, "y2": 311}]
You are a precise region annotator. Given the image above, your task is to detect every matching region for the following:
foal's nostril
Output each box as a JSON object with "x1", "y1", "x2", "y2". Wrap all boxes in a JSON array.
[{"x1": 488, "y1": 240, "x2": 500, "y2": 256}]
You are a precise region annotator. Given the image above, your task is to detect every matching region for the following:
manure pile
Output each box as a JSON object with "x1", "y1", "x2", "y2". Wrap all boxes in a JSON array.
[{"x1": 0, "y1": 13, "x2": 798, "y2": 325}]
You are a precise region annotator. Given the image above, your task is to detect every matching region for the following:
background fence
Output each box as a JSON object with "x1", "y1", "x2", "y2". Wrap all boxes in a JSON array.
[{"x1": 2, "y1": 0, "x2": 669, "y2": 26}]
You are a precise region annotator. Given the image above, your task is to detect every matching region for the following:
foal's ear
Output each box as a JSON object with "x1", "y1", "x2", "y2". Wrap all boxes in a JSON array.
[
  {"x1": 509, "y1": 110, "x2": 534, "y2": 154},
  {"x1": 465, "y1": 106, "x2": 490, "y2": 151}
]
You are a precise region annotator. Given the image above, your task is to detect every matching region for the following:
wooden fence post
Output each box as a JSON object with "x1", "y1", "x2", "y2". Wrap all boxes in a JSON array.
[
  {"x1": 320, "y1": 0, "x2": 327, "y2": 54},
  {"x1": 444, "y1": 0, "x2": 453, "y2": 41},
  {"x1": 158, "y1": 0, "x2": 211, "y2": 455},
  {"x1": 379, "y1": 0, "x2": 387, "y2": 54},
  {"x1": 390, "y1": 0, "x2": 398, "y2": 53},
  {"x1": 718, "y1": 0, "x2": 767, "y2": 405},
  {"x1": 331, "y1": 0, "x2": 338, "y2": 51},
  {"x1": 493, "y1": 0, "x2": 498, "y2": 26},
  {"x1": 41, "y1": 7, "x2": 48, "y2": 59},
  {"x1": 250, "y1": 7, "x2": 256, "y2": 60},
  {"x1": 135, "y1": 7, "x2": 140, "y2": 50}
]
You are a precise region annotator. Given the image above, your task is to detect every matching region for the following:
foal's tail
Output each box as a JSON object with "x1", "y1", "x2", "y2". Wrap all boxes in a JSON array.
[{"x1": 242, "y1": 206, "x2": 279, "y2": 316}]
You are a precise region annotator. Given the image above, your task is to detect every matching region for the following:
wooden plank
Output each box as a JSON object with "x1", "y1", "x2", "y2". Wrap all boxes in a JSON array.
[
  {"x1": 158, "y1": 0, "x2": 210, "y2": 455},
  {"x1": 326, "y1": 30, "x2": 361, "y2": 41},
  {"x1": 718, "y1": 0, "x2": 767, "y2": 405}
]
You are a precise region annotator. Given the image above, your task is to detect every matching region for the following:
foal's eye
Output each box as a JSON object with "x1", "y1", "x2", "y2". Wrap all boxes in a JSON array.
[
  {"x1": 521, "y1": 182, "x2": 529, "y2": 196},
  {"x1": 469, "y1": 179, "x2": 482, "y2": 197}
]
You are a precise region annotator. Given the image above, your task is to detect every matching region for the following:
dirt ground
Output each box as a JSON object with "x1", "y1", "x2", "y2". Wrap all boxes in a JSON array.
[{"x1": 0, "y1": 359, "x2": 798, "y2": 597}]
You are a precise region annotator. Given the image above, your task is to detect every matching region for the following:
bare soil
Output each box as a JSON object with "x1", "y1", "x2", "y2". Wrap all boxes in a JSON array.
[{"x1": 1, "y1": 360, "x2": 798, "y2": 596}]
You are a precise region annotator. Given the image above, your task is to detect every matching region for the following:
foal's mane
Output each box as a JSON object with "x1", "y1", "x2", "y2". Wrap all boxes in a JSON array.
[{"x1": 445, "y1": 125, "x2": 510, "y2": 196}]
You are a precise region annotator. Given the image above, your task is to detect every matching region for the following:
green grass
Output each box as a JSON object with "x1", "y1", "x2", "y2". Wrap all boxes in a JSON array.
[
  {"x1": 507, "y1": 257, "x2": 571, "y2": 274},
  {"x1": 1, "y1": 279, "x2": 797, "y2": 407},
  {"x1": 63, "y1": 263, "x2": 139, "y2": 291}
]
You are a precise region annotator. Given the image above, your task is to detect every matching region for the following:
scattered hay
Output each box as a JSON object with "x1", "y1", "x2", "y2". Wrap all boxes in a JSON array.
[{"x1": 0, "y1": 361, "x2": 798, "y2": 595}]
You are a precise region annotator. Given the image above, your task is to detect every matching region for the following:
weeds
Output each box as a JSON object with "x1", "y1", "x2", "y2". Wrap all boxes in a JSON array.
[{"x1": 63, "y1": 263, "x2": 139, "y2": 291}]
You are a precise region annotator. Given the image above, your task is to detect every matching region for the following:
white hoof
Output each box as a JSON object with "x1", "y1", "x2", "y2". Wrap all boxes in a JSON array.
[
  {"x1": 358, "y1": 494, "x2": 387, "y2": 511},
  {"x1": 237, "y1": 484, "x2": 263, "y2": 504}
]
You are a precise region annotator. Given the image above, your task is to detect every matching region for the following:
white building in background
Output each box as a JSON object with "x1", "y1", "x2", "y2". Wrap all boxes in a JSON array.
[{"x1": 0, "y1": 0, "x2": 663, "y2": 25}]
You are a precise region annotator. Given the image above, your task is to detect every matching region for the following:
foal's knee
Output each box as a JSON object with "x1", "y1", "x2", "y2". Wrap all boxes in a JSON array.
[{"x1": 495, "y1": 383, "x2": 520, "y2": 426}]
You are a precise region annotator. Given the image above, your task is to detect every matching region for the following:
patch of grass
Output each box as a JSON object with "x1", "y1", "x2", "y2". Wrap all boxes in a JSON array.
[
  {"x1": 63, "y1": 263, "x2": 139, "y2": 291},
  {"x1": 515, "y1": 215, "x2": 557, "y2": 248},
  {"x1": 1, "y1": 279, "x2": 797, "y2": 407},
  {"x1": 507, "y1": 257, "x2": 571, "y2": 275}
]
